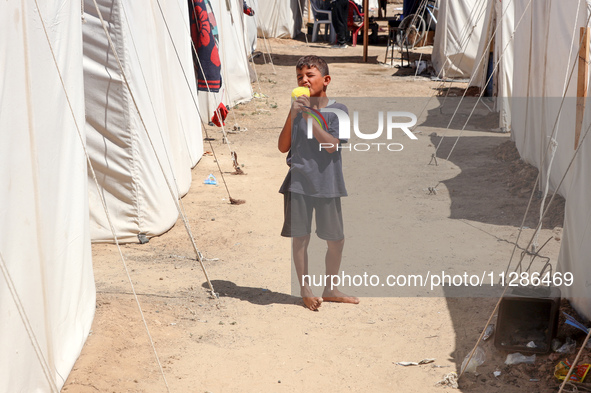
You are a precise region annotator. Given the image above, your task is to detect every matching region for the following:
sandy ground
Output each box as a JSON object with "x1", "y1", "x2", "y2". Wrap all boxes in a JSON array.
[{"x1": 63, "y1": 16, "x2": 586, "y2": 393}]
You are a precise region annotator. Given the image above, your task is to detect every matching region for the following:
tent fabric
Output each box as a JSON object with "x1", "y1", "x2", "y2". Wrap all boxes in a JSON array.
[
  {"x1": 469, "y1": 0, "x2": 515, "y2": 131},
  {"x1": 494, "y1": 0, "x2": 515, "y2": 131},
  {"x1": 84, "y1": 0, "x2": 203, "y2": 243},
  {"x1": 510, "y1": 0, "x2": 583, "y2": 192},
  {"x1": 508, "y1": 0, "x2": 591, "y2": 318},
  {"x1": 0, "y1": 1, "x2": 95, "y2": 391},
  {"x1": 254, "y1": 0, "x2": 304, "y2": 39},
  {"x1": 214, "y1": 0, "x2": 253, "y2": 106},
  {"x1": 244, "y1": 2, "x2": 258, "y2": 54},
  {"x1": 157, "y1": 0, "x2": 205, "y2": 169},
  {"x1": 432, "y1": 0, "x2": 489, "y2": 79},
  {"x1": 469, "y1": 0, "x2": 495, "y2": 89},
  {"x1": 558, "y1": 132, "x2": 591, "y2": 320},
  {"x1": 435, "y1": 0, "x2": 591, "y2": 318}
]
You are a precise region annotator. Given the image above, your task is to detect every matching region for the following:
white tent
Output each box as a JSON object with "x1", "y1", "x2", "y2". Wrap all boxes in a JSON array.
[
  {"x1": 508, "y1": 0, "x2": 590, "y2": 318},
  {"x1": 436, "y1": 0, "x2": 591, "y2": 318},
  {"x1": 432, "y1": 0, "x2": 489, "y2": 79},
  {"x1": 83, "y1": 0, "x2": 204, "y2": 243},
  {"x1": 253, "y1": 0, "x2": 304, "y2": 39},
  {"x1": 2, "y1": 0, "x2": 216, "y2": 389},
  {"x1": 467, "y1": 0, "x2": 515, "y2": 132},
  {"x1": 0, "y1": 1, "x2": 95, "y2": 391},
  {"x1": 245, "y1": 1, "x2": 258, "y2": 53},
  {"x1": 510, "y1": 0, "x2": 582, "y2": 191}
]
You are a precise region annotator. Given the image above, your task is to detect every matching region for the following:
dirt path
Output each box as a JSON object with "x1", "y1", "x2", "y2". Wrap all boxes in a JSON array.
[{"x1": 63, "y1": 37, "x2": 568, "y2": 392}]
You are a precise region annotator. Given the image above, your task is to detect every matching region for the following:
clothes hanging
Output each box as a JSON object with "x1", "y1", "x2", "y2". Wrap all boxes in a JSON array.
[{"x1": 189, "y1": 0, "x2": 222, "y2": 92}]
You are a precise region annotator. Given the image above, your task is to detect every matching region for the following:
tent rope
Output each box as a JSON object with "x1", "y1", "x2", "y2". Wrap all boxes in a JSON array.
[
  {"x1": 430, "y1": 0, "x2": 523, "y2": 167},
  {"x1": 236, "y1": 3, "x2": 267, "y2": 102},
  {"x1": 255, "y1": 11, "x2": 277, "y2": 74},
  {"x1": 461, "y1": 3, "x2": 591, "y2": 379},
  {"x1": 531, "y1": 0, "x2": 582, "y2": 252},
  {"x1": 0, "y1": 253, "x2": 59, "y2": 393},
  {"x1": 519, "y1": 1, "x2": 534, "y2": 154},
  {"x1": 426, "y1": 0, "x2": 534, "y2": 178},
  {"x1": 145, "y1": 2, "x2": 246, "y2": 207},
  {"x1": 183, "y1": 0, "x2": 245, "y2": 174},
  {"x1": 533, "y1": 137, "x2": 558, "y2": 252},
  {"x1": 238, "y1": 24, "x2": 274, "y2": 130},
  {"x1": 453, "y1": 0, "x2": 588, "y2": 276},
  {"x1": 90, "y1": 0, "x2": 219, "y2": 298},
  {"x1": 0, "y1": 4, "x2": 64, "y2": 391},
  {"x1": 216, "y1": 0, "x2": 250, "y2": 130},
  {"x1": 119, "y1": 3, "x2": 195, "y2": 185},
  {"x1": 119, "y1": 2, "x2": 231, "y2": 265},
  {"x1": 410, "y1": 0, "x2": 490, "y2": 139},
  {"x1": 462, "y1": 109, "x2": 591, "y2": 379},
  {"x1": 511, "y1": 25, "x2": 588, "y2": 272},
  {"x1": 38, "y1": 1, "x2": 173, "y2": 391},
  {"x1": 422, "y1": 0, "x2": 496, "y2": 124},
  {"x1": 434, "y1": 0, "x2": 489, "y2": 98},
  {"x1": 154, "y1": 0, "x2": 247, "y2": 202}
]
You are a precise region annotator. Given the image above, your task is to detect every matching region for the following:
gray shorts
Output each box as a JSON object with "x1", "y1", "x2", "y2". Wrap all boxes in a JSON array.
[{"x1": 281, "y1": 192, "x2": 344, "y2": 241}]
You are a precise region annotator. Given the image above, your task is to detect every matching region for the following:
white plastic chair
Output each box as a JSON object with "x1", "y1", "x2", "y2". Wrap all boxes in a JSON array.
[{"x1": 310, "y1": 0, "x2": 336, "y2": 43}]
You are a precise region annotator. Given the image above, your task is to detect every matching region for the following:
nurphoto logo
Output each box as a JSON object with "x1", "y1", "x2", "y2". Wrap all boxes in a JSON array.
[{"x1": 305, "y1": 108, "x2": 419, "y2": 152}]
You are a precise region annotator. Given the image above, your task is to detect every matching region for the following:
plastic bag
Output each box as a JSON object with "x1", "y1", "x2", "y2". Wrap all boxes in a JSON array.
[
  {"x1": 204, "y1": 174, "x2": 217, "y2": 185},
  {"x1": 555, "y1": 359, "x2": 591, "y2": 382},
  {"x1": 505, "y1": 352, "x2": 536, "y2": 365},
  {"x1": 461, "y1": 347, "x2": 486, "y2": 373},
  {"x1": 557, "y1": 337, "x2": 576, "y2": 354},
  {"x1": 482, "y1": 324, "x2": 495, "y2": 341}
]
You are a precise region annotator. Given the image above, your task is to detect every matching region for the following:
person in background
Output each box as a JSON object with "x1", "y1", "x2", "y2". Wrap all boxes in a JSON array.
[
  {"x1": 331, "y1": 0, "x2": 349, "y2": 48},
  {"x1": 378, "y1": 0, "x2": 387, "y2": 18}
]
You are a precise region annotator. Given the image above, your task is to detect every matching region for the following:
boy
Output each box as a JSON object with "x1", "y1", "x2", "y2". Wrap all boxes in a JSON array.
[{"x1": 278, "y1": 55, "x2": 359, "y2": 311}]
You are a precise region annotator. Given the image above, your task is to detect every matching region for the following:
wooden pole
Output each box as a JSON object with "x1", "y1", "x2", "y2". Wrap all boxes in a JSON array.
[
  {"x1": 576, "y1": 27, "x2": 590, "y2": 150},
  {"x1": 308, "y1": 0, "x2": 312, "y2": 24},
  {"x1": 363, "y1": 0, "x2": 369, "y2": 62}
]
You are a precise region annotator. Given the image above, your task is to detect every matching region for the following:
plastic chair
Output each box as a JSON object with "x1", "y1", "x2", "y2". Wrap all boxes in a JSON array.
[
  {"x1": 310, "y1": 0, "x2": 336, "y2": 43},
  {"x1": 347, "y1": 0, "x2": 364, "y2": 47}
]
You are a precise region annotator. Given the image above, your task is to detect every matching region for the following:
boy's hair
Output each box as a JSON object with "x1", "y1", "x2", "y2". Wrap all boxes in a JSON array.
[{"x1": 296, "y1": 55, "x2": 329, "y2": 77}]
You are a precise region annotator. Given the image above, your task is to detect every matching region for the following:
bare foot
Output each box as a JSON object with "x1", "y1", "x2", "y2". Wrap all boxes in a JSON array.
[
  {"x1": 302, "y1": 296, "x2": 323, "y2": 310},
  {"x1": 301, "y1": 287, "x2": 323, "y2": 311},
  {"x1": 322, "y1": 288, "x2": 359, "y2": 304}
]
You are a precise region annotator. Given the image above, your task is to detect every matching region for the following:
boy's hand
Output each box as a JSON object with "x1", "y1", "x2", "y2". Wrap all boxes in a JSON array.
[{"x1": 291, "y1": 95, "x2": 310, "y2": 114}]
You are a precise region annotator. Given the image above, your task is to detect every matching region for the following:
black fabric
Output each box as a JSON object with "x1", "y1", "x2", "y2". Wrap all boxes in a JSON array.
[
  {"x1": 403, "y1": 0, "x2": 420, "y2": 17},
  {"x1": 331, "y1": 0, "x2": 349, "y2": 45}
]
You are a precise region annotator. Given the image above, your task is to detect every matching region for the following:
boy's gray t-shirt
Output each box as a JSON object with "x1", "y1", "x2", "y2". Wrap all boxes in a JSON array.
[{"x1": 279, "y1": 101, "x2": 348, "y2": 198}]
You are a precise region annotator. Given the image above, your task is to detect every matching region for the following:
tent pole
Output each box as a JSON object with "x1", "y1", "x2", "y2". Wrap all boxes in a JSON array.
[
  {"x1": 576, "y1": 27, "x2": 590, "y2": 150},
  {"x1": 363, "y1": 0, "x2": 368, "y2": 62}
]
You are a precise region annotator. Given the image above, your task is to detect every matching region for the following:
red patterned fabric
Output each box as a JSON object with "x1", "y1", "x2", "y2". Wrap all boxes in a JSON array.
[{"x1": 189, "y1": 0, "x2": 222, "y2": 92}]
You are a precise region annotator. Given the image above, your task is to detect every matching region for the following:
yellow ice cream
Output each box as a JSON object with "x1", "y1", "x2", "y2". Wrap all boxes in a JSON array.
[{"x1": 291, "y1": 86, "x2": 310, "y2": 99}]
